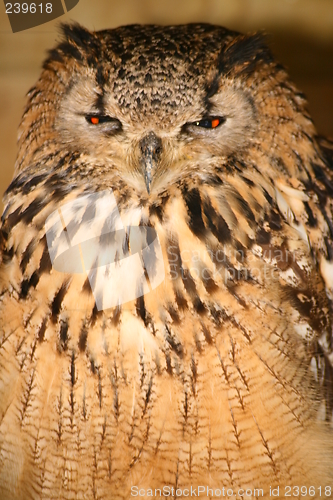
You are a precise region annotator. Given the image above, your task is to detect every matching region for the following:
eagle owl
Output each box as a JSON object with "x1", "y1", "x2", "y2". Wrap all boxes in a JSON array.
[{"x1": 0, "y1": 23, "x2": 333, "y2": 500}]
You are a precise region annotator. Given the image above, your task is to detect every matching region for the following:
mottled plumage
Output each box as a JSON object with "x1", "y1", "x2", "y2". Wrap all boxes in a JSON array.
[{"x1": 0, "y1": 23, "x2": 333, "y2": 500}]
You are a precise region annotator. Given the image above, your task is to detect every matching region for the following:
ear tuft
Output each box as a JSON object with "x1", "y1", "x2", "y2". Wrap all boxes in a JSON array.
[{"x1": 218, "y1": 33, "x2": 274, "y2": 76}]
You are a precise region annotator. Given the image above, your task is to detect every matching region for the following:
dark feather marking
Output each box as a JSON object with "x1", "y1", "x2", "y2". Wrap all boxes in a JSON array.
[
  {"x1": 167, "y1": 238, "x2": 188, "y2": 310},
  {"x1": 201, "y1": 322, "x2": 213, "y2": 344},
  {"x1": 262, "y1": 189, "x2": 274, "y2": 206},
  {"x1": 90, "y1": 357, "x2": 96, "y2": 375},
  {"x1": 90, "y1": 302, "x2": 103, "y2": 327},
  {"x1": 15, "y1": 334, "x2": 29, "y2": 358},
  {"x1": 284, "y1": 287, "x2": 327, "y2": 332},
  {"x1": 23, "y1": 309, "x2": 36, "y2": 329},
  {"x1": 136, "y1": 295, "x2": 147, "y2": 325},
  {"x1": 20, "y1": 197, "x2": 45, "y2": 225},
  {"x1": 201, "y1": 268, "x2": 218, "y2": 293},
  {"x1": 165, "y1": 352, "x2": 172, "y2": 375},
  {"x1": 81, "y1": 198, "x2": 96, "y2": 224},
  {"x1": 1, "y1": 243, "x2": 14, "y2": 264},
  {"x1": 191, "y1": 355, "x2": 197, "y2": 396},
  {"x1": 4, "y1": 206, "x2": 23, "y2": 230},
  {"x1": 37, "y1": 317, "x2": 48, "y2": 342},
  {"x1": 79, "y1": 325, "x2": 88, "y2": 351},
  {"x1": 167, "y1": 238, "x2": 182, "y2": 277},
  {"x1": 110, "y1": 360, "x2": 120, "y2": 422},
  {"x1": 205, "y1": 174, "x2": 224, "y2": 186},
  {"x1": 19, "y1": 280, "x2": 30, "y2": 300},
  {"x1": 209, "y1": 305, "x2": 228, "y2": 326},
  {"x1": 304, "y1": 202, "x2": 317, "y2": 228},
  {"x1": 325, "y1": 237, "x2": 333, "y2": 262},
  {"x1": 226, "y1": 282, "x2": 248, "y2": 309},
  {"x1": 70, "y1": 351, "x2": 76, "y2": 424},
  {"x1": 165, "y1": 324, "x2": 184, "y2": 358},
  {"x1": 182, "y1": 187, "x2": 206, "y2": 240},
  {"x1": 5, "y1": 173, "x2": 30, "y2": 195},
  {"x1": 252, "y1": 414, "x2": 277, "y2": 470},
  {"x1": 139, "y1": 353, "x2": 146, "y2": 389},
  {"x1": 51, "y1": 153, "x2": 79, "y2": 174},
  {"x1": 240, "y1": 175, "x2": 255, "y2": 187},
  {"x1": 182, "y1": 268, "x2": 206, "y2": 314},
  {"x1": 122, "y1": 230, "x2": 130, "y2": 255},
  {"x1": 58, "y1": 320, "x2": 69, "y2": 352},
  {"x1": 167, "y1": 238, "x2": 205, "y2": 312},
  {"x1": 181, "y1": 390, "x2": 189, "y2": 437},
  {"x1": 97, "y1": 367, "x2": 102, "y2": 409},
  {"x1": 112, "y1": 304, "x2": 121, "y2": 326},
  {"x1": 203, "y1": 198, "x2": 231, "y2": 244},
  {"x1": 234, "y1": 192, "x2": 256, "y2": 224},
  {"x1": 312, "y1": 162, "x2": 333, "y2": 195},
  {"x1": 21, "y1": 174, "x2": 48, "y2": 193},
  {"x1": 56, "y1": 388, "x2": 63, "y2": 444},
  {"x1": 149, "y1": 202, "x2": 164, "y2": 221},
  {"x1": 216, "y1": 346, "x2": 229, "y2": 383},
  {"x1": 256, "y1": 227, "x2": 271, "y2": 245},
  {"x1": 167, "y1": 304, "x2": 181, "y2": 324},
  {"x1": 194, "y1": 332, "x2": 203, "y2": 353},
  {"x1": 51, "y1": 280, "x2": 71, "y2": 323},
  {"x1": 142, "y1": 376, "x2": 153, "y2": 417},
  {"x1": 39, "y1": 241, "x2": 53, "y2": 275},
  {"x1": 19, "y1": 271, "x2": 39, "y2": 300},
  {"x1": 229, "y1": 406, "x2": 241, "y2": 448},
  {"x1": 20, "y1": 240, "x2": 36, "y2": 273},
  {"x1": 266, "y1": 210, "x2": 282, "y2": 231},
  {"x1": 94, "y1": 91, "x2": 105, "y2": 114},
  {"x1": 175, "y1": 290, "x2": 188, "y2": 310},
  {"x1": 82, "y1": 276, "x2": 92, "y2": 293},
  {"x1": 20, "y1": 369, "x2": 36, "y2": 424}
]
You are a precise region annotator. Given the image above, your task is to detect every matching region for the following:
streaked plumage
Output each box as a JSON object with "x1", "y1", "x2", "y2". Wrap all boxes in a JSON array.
[{"x1": 0, "y1": 23, "x2": 333, "y2": 499}]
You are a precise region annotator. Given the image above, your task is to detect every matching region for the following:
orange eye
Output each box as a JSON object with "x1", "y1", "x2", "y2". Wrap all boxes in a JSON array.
[
  {"x1": 85, "y1": 114, "x2": 123, "y2": 132},
  {"x1": 191, "y1": 117, "x2": 226, "y2": 129}
]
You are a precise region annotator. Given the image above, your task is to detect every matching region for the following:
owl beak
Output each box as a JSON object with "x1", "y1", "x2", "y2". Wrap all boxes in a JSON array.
[{"x1": 139, "y1": 132, "x2": 162, "y2": 194}]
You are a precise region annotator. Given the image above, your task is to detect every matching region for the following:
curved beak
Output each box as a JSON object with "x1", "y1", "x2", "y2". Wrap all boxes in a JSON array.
[{"x1": 139, "y1": 132, "x2": 162, "y2": 194}]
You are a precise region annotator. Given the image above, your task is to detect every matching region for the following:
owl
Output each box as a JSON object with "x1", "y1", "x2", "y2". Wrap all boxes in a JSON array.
[{"x1": 0, "y1": 22, "x2": 333, "y2": 500}]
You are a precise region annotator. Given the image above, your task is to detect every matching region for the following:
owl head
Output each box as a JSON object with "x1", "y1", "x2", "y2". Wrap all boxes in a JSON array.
[{"x1": 15, "y1": 23, "x2": 317, "y2": 202}]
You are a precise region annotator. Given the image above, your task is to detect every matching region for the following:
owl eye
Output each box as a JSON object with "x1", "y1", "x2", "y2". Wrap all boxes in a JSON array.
[
  {"x1": 85, "y1": 114, "x2": 122, "y2": 130},
  {"x1": 193, "y1": 117, "x2": 226, "y2": 129}
]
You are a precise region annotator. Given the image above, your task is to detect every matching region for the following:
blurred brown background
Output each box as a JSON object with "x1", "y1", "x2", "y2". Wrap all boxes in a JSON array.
[{"x1": 1, "y1": 0, "x2": 333, "y2": 212}]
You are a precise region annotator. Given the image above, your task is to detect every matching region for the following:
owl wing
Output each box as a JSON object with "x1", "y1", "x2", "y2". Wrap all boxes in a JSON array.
[
  {"x1": 308, "y1": 135, "x2": 333, "y2": 420},
  {"x1": 321, "y1": 136, "x2": 333, "y2": 408}
]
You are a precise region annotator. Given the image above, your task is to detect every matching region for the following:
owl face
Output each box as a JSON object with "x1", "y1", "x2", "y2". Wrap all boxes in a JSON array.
[{"x1": 17, "y1": 24, "x2": 313, "y2": 201}]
